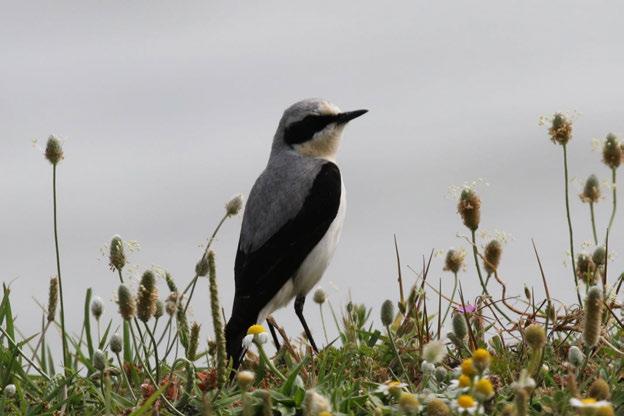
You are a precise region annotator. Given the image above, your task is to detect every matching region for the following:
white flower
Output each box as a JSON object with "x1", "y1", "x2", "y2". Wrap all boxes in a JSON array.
[
  {"x1": 422, "y1": 340, "x2": 447, "y2": 364},
  {"x1": 454, "y1": 394, "x2": 480, "y2": 414},
  {"x1": 302, "y1": 389, "x2": 331, "y2": 416},
  {"x1": 569, "y1": 398, "x2": 611, "y2": 408},
  {"x1": 241, "y1": 324, "x2": 269, "y2": 349},
  {"x1": 375, "y1": 380, "x2": 407, "y2": 396}
]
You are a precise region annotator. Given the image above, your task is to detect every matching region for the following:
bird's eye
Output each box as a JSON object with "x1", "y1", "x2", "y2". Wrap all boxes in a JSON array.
[{"x1": 284, "y1": 115, "x2": 336, "y2": 146}]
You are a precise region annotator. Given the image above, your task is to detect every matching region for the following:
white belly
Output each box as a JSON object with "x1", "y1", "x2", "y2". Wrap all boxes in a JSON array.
[{"x1": 257, "y1": 183, "x2": 346, "y2": 322}]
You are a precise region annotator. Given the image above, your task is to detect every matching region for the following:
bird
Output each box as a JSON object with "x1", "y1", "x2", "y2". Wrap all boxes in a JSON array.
[{"x1": 225, "y1": 98, "x2": 367, "y2": 368}]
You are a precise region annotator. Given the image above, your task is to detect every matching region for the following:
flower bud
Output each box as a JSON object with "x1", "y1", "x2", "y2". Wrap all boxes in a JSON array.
[
  {"x1": 313, "y1": 288, "x2": 326, "y2": 304},
  {"x1": 452, "y1": 313, "x2": 468, "y2": 340},
  {"x1": 458, "y1": 189, "x2": 480, "y2": 231},
  {"x1": 483, "y1": 240, "x2": 502, "y2": 275},
  {"x1": 602, "y1": 133, "x2": 621, "y2": 169},
  {"x1": 47, "y1": 276, "x2": 58, "y2": 322},
  {"x1": 225, "y1": 194, "x2": 244, "y2": 216},
  {"x1": 434, "y1": 366, "x2": 448, "y2": 382},
  {"x1": 110, "y1": 333, "x2": 123, "y2": 354},
  {"x1": 588, "y1": 378, "x2": 610, "y2": 400},
  {"x1": 188, "y1": 322, "x2": 200, "y2": 361},
  {"x1": 548, "y1": 113, "x2": 572, "y2": 145},
  {"x1": 165, "y1": 272, "x2": 177, "y2": 292},
  {"x1": 580, "y1": 174, "x2": 601, "y2": 203},
  {"x1": 524, "y1": 324, "x2": 546, "y2": 350},
  {"x1": 137, "y1": 270, "x2": 158, "y2": 322},
  {"x1": 567, "y1": 345, "x2": 584, "y2": 367},
  {"x1": 93, "y1": 349, "x2": 106, "y2": 371},
  {"x1": 3, "y1": 384, "x2": 16, "y2": 398},
  {"x1": 237, "y1": 370, "x2": 255, "y2": 391},
  {"x1": 583, "y1": 286, "x2": 603, "y2": 348},
  {"x1": 576, "y1": 254, "x2": 597, "y2": 285},
  {"x1": 592, "y1": 246, "x2": 606, "y2": 266},
  {"x1": 45, "y1": 135, "x2": 64, "y2": 165},
  {"x1": 380, "y1": 300, "x2": 394, "y2": 327},
  {"x1": 117, "y1": 284, "x2": 136, "y2": 320},
  {"x1": 91, "y1": 296, "x2": 104, "y2": 320},
  {"x1": 109, "y1": 235, "x2": 126, "y2": 271},
  {"x1": 443, "y1": 249, "x2": 465, "y2": 274}
]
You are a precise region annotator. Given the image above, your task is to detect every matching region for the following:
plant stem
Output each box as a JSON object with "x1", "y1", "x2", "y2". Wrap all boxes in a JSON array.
[
  {"x1": 319, "y1": 305, "x2": 329, "y2": 345},
  {"x1": 115, "y1": 352, "x2": 137, "y2": 401},
  {"x1": 589, "y1": 203, "x2": 598, "y2": 245},
  {"x1": 52, "y1": 165, "x2": 69, "y2": 376},
  {"x1": 256, "y1": 343, "x2": 286, "y2": 382},
  {"x1": 441, "y1": 272, "x2": 458, "y2": 327},
  {"x1": 385, "y1": 326, "x2": 411, "y2": 387},
  {"x1": 562, "y1": 145, "x2": 582, "y2": 306},
  {"x1": 143, "y1": 321, "x2": 160, "y2": 382},
  {"x1": 607, "y1": 168, "x2": 617, "y2": 240}
]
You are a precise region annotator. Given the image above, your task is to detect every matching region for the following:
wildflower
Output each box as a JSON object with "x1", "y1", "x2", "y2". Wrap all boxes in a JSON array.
[
  {"x1": 483, "y1": 240, "x2": 502, "y2": 275},
  {"x1": 589, "y1": 378, "x2": 610, "y2": 400},
  {"x1": 421, "y1": 361, "x2": 436, "y2": 374},
  {"x1": 225, "y1": 194, "x2": 244, "y2": 216},
  {"x1": 444, "y1": 248, "x2": 465, "y2": 274},
  {"x1": 422, "y1": 340, "x2": 447, "y2": 364},
  {"x1": 313, "y1": 288, "x2": 326, "y2": 304},
  {"x1": 449, "y1": 374, "x2": 472, "y2": 391},
  {"x1": 242, "y1": 324, "x2": 269, "y2": 349},
  {"x1": 577, "y1": 254, "x2": 597, "y2": 285},
  {"x1": 524, "y1": 324, "x2": 546, "y2": 350},
  {"x1": 376, "y1": 380, "x2": 407, "y2": 398},
  {"x1": 602, "y1": 133, "x2": 621, "y2": 169},
  {"x1": 3, "y1": 384, "x2": 16, "y2": 398},
  {"x1": 93, "y1": 349, "x2": 106, "y2": 371},
  {"x1": 458, "y1": 189, "x2": 481, "y2": 231},
  {"x1": 580, "y1": 175, "x2": 601, "y2": 203},
  {"x1": 196, "y1": 369, "x2": 217, "y2": 392},
  {"x1": 455, "y1": 394, "x2": 478, "y2": 414},
  {"x1": 460, "y1": 358, "x2": 477, "y2": 377},
  {"x1": 456, "y1": 304, "x2": 477, "y2": 314},
  {"x1": 91, "y1": 296, "x2": 104, "y2": 320},
  {"x1": 136, "y1": 270, "x2": 158, "y2": 322},
  {"x1": 426, "y1": 398, "x2": 451, "y2": 416},
  {"x1": 110, "y1": 333, "x2": 122, "y2": 354},
  {"x1": 109, "y1": 235, "x2": 126, "y2": 271},
  {"x1": 302, "y1": 389, "x2": 331, "y2": 416},
  {"x1": 592, "y1": 246, "x2": 607, "y2": 266},
  {"x1": 548, "y1": 113, "x2": 572, "y2": 145},
  {"x1": 380, "y1": 299, "x2": 394, "y2": 326},
  {"x1": 511, "y1": 369, "x2": 536, "y2": 393},
  {"x1": 472, "y1": 349, "x2": 491, "y2": 373},
  {"x1": 474, "y1": 378, "x2": 494, "y2": 401},
  {"x1": 583, "y1": 286, "x2": 603, "y2": 348},
  {"x1": 399, "y1": 392, "x2": 421, "y2": 414},
  {"x1": 165, "y1": 292, "x2": 178, "y2": 316},
  {"x1": 568, "y1": 345, "x2": 585, "y2": 367},
  {"x1": 237, "y1": 370, "x2": 255, "y2": 391},
  {"x1": 117, "y1": 284, "x2": 136, "y2": 320},
  {"x1": 45, "y1": 135, "x2": 64, "y2": 165},
  {"x1": 570, "y1": 397, "x2": 611, "y2": 410},
  {"x1": 47, "y1": 277, "x2": 58, "y2": 322},
  {"x1": 165, "y1": 272, "x2": 177, "y2": 292},
  {"x1": 596, "y1": 405, "x2": 615, "y2": 416}
]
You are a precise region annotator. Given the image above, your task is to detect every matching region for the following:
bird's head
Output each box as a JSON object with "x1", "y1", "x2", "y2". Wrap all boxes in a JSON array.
[{"x1": 273, "y1": 98, "x2": 367, "y2": 161}]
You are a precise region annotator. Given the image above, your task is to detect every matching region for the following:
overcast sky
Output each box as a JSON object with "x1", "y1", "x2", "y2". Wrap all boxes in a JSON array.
[{"x1": 2, "y1": 1, "x2": 624, "y2": 351}]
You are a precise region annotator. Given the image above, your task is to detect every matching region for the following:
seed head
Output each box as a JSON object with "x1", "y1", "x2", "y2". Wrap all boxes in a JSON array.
[
  {"x1": 580, "y1": 174, "x2": 601, "y2": 203},
  {"x1": 443, "y1": 249, "x2": 465, "y2": 274},
  {"x1": 548, "y1": 113, "x2": 572, "y2": 145},
  {"x1": 3, "y1": 384, "x2": 16, "y2": 398},
  {"x1": 588, "y1": 378, "x2": 610, "y2": 400},
  {"x1": 93, "y1": 349, "x2": 106, "y2": 371},
  {"x1": 583, "y1": 286, "x2": 603, "y2": 348},
  {"x1": 313, "y1": 288, "x2": 326, "y2": 304},
  {"x1": 136, "y1": 270, "x2": 158, "y2": 322},
  {"x1": 188, "y1": 322, "x2": 200, "y2": 361},
  {"x1": 165, "y1": 292, "x2": 178, "y2": 316},
  {"x1": 452, "y1": 313, "x2": 468, "y2": 340},
  {"x1": 524, "y1": 285, "x2": 531, "y2": 301},
  {"x1": 154, "y1": 299, "x2": 164, "y2": 319},
  {"x1": 237, "y1": 370, "x2": 255, "y2": 391},
  {"x1": 483, "y1": 240, "x2": 502, "y2": 275},
  {"x1": 109, "y1": 235, "x2": 126, "y2": 271},
  {"x1": 524, "y1": 324, "x2": 546, "y2": 350},
  {"x1": 47, "y1": 277, "x2": 58, "y2": 322},
  {"x1": 195, "y1": 255, "x2": 209, "y2": 277},
  {"x1": 567, "y1": 345, "x2": 584, "y2": 367},
  {"x1": 592, "y1": 246, "x2": 607, "y2": 266},
  {"x1": 425, "y1": 398, "x2": 450, "y2": 416},
  {"x1": 117, "y1": 284, "x2": 136, "y2": 320},
  {"x1": 91, "y1": 296, "x2": 104, "y2": 320},
  {"x1": 398, "y1": 392, "x2": 420, "y2": 413},
  {"x1": 458, "y1": 189, "x2": 481, "y2": 231},
  {"x1": 165, "y1": 272, "x2": 177, "y2": 292},
  {"x1": 380, "y1": 299, "x2": 394, "y2": 327},
  {"x1": 602, "y1": 133, "x2": 621, "y2": 169},
  {"x1": 110, "y1": 333, "x2": 123, "y2": 354},
  {"x1": 577, "y1": 253, "x2": 597, "y2": 285},
  {"x1": 225, "y1": 194, "x2": 244, "y2": 216},
  {"x1": 45, "y1": 135, "x2": 64, "y2": 165},
  {"x1": 422, "y1": 340, "x2": 447, "y2": 364}
]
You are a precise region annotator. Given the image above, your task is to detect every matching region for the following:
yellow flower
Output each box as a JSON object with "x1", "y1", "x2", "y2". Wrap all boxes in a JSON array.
[
  {"x1": 457, "y1": 394, "x2": 477, "y2": 411},
  {"x1": 399, "y1": 392, "x2": 420, "y2": 413},
  {"x1": 474, "y1": 378, "x2": 494, "y2": 400},
  {"x1": 318, "y1": 412, "x2": 332, "y2": 416},
  {"x1": 472, "y1": 348, "x2": 491, "y2": 372},
  {"x1": 458, "y1": 374, "x2": 471, "y2": 387},
  {"x1": 461, "y1": 358, "x2": 477, "y2": 377},
  {"x1": 247, "y1": 324, "x2": 266, "y2": 335},
  {"x1": 596, "y1": 405, "x2": 615, "y2": 416}
]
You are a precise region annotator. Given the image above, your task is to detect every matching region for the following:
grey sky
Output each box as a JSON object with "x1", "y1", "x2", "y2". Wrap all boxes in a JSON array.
[{"x1": 2, "y1": 1, "x2": 624, "y2": 348}]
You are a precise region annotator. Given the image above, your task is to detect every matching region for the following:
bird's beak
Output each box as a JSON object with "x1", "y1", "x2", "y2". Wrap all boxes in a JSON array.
[{"x1": 335, "y1": 109, "x2": 368, "y2": 124}]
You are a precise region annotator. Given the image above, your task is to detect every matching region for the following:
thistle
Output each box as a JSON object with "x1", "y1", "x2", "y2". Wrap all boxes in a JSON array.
[
  {"x1": 457, "y1": 189, "x2": 480, "y2": 231},
  {"x1": 117, "y1": 284, "x2": 136, "y2": 321},
  {"x1": 583, "y1": 286, "x2": 603, "y2": 348},
  {"x1": 136, "y1": 270, "x2": 158, "y2": 322},
  {"x1": 109, "y1": 235, "x2": 126, "y2": 272},
  {"x1": 47, "y1": 277, "x2": 58, "y2": 322},
  {"x1": 483, "y1": 240, "x2": 502, "y2": 275}
]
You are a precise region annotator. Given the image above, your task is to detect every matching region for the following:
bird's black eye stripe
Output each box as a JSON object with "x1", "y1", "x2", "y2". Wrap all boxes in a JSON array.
[{"x1": 283, "y1": 114, "x2": 337, "y2": 145}]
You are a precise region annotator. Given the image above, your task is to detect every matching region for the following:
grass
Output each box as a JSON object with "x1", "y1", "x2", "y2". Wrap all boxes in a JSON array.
[{"x1": 1, "y1": 119, "x2": 624, "y2": 416}]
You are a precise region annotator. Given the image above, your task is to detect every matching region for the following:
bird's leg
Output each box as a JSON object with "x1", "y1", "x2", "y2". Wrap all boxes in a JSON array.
[
  {"x1": 294, "y1": 295, "x2": 319, "y2": 353},
  {"x1": 266, "y1": 317, "x2": 281, "y2": 350}
]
